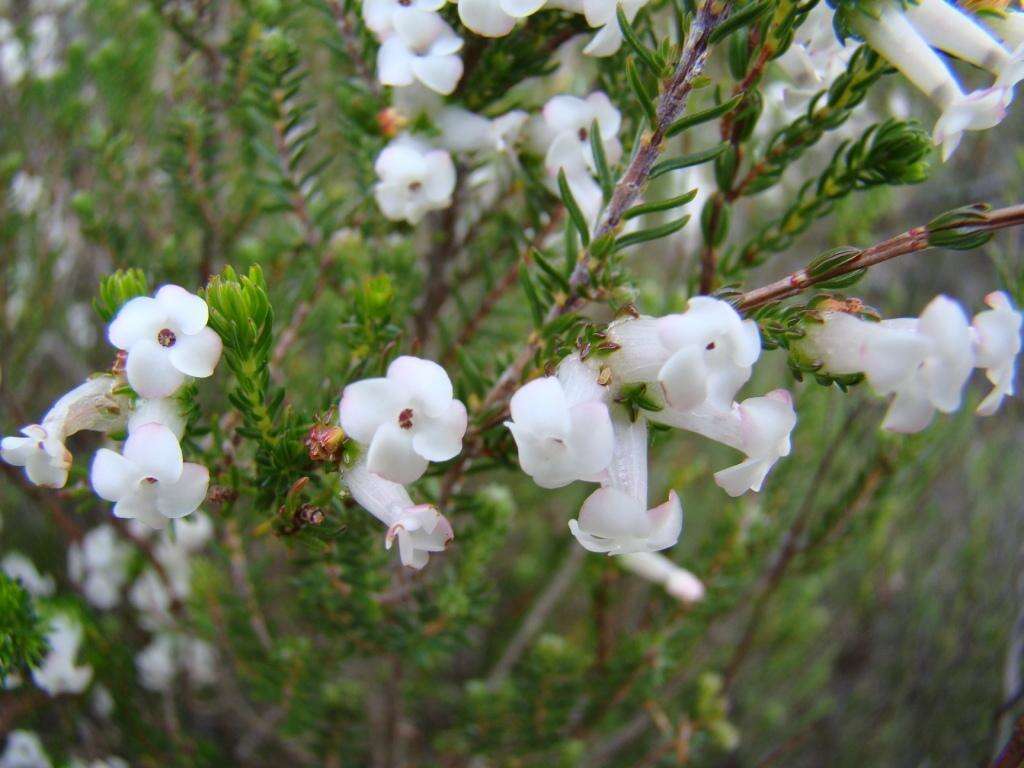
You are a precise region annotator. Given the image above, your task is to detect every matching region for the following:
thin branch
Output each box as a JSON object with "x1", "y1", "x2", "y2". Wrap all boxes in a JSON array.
[
  {"x1": 991, "y1": 713, "x2": 1024, "y2": 768},
  {"x1": 735, "y1": 202, "x2": 1024, "y2": 313}
]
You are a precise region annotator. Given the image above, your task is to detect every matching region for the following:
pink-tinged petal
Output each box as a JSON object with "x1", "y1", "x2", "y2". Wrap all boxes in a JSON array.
[
  {"x1": 126, "y1": 339, "x2": 185, "y2": 398},
  {"x1": 123, "y1": 423, "x2": 184, "y2": 484},
  {"x1": 387, "y1": 356, "x2": 453, "y2": 417},
  {"x1": 338, "y1": 377, "x2": 405, "y2": 444},
  {"x1": 658, "y1": 346, "x2": 709, "y2": 412},
  {"x1": 713, "y1": 457, "x2": 770, "y2": 497},
  {"x1": 91, "y1": 448, "x2": 142, "y2": 501},
  {"x1": 412, "y1": 54, "x2": 463, "y2": 95},
  {"x1": 157, "y1": 463, "x2": 209, "y2": 519},
  {"x1": 367, "y1": 422, "x2": 429, "y2": 484},
  {"x1": 378, "y1": 37, "x2": 415, "y2": 87},
  {"x1": 155, "y1": 285, "x2": 208, "y2": 335},
  {"x1": 107, "y1": 296, "x2": 166, "y2": 350},
  {"x1": 413, "y1": 400, "x2": 467, "y2": 461},
  {"x1": 422, "y1": 151, "x2": 456, "y2": 204},
  {"x1": 568, "y1": 519, "x2": 616, "y2": 553},
  {"x1": 881, "y1": 389, "x2": 935, "y2": 433},
  {"x1": 577, "y1": 487, "x2": 650, "y2": 539},
  {"x1": 738, "y1": 391, "x2": 796, "y2": 459},
  {"x1": 458, "y1": 0, "x2": 516, "y2": 36},
  {"x1": 645, "y1": 490, "x2": 683, "y2": 551},
  {"x1": 168, "y1": 327, "x2": 222, "y2": 378},
  {"x1": 509, "y1": 376, "x2": 570, "y2": 438},
  {"x1": 566, "y1": 401, "x2": 614, "y2": 477}
]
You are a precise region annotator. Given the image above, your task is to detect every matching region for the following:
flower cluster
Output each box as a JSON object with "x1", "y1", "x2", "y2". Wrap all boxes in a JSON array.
[
  {"x1": 844, "y1": 0, "x2": 1024, "y2": 159},
  {"x1": 797, "y1": 292, "x2": 1022, "y2": 432},
  {"x1": 365, "y1": 0, "x2": 464, "y2": 95},
  {"x1": 1, "y1": 730, "x2": 128, "y2": 768}
]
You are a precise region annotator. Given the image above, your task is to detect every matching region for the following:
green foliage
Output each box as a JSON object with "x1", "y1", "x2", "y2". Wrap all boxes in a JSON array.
[
  {"x1": 93, "y1": 269, "x2": 150, "y2": 323},
  {"x1": 0, "y1": 573, "x2": 48, "y2": 684}
]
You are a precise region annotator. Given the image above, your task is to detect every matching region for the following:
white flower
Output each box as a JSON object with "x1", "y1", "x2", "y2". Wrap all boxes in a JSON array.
[
  {"x1": 972, "y1": 290, "x2": 1022, "y2": 416},
  {"x1": 505, "y1": 355, "x2": 614, "y2": 488},
  {"x1": 377, "y1": 10, "x2": 463, "y2": 95},
  {"x1": 69, "y1": 757, "x2": 129, "y2": 768},
  {"x1": 774, "y1": 3, "x2": 855, "y2": 99},
  {"x1": 1, "y1": 731, "x2": 51, "y2": 768},
  {"x1": 977, "y1": 7, "x2": 1024, "y2": 49},
  {"x1": 569, "y1": 412, "x2": 683, "y2": 554},
  {"x1": 343, "y1": 459, "x2": 454, "y2": 569},
  {"x1": 128, "y1": 515, "x2": 210, "y2": 629},
  {"x1": 68, "y1": 525, "x2": 133, "y2": 610},
  {"x1": 136, "y1": 634, "x2": 216, "y2": 692},
  {"x1": 339, "y1": 355, "x2": 467, "y2": 485},
  {"x1": 852, "y1": 4, "x2": 1009, "y2": 161},
  {"x1": 29, "y1": 16, "x2": 60, "y2": 80},
  {"x1": 107, "y1": 285, "x2": 222, "y2": 399},
  {"x1": 458, "y1": 0, "x2": 545, "y2": 37},
  {"x1": 363, "y1": 0, "x2": 445, "y2": 37},
  {"x1": 91, "y1": 422, "x2": 209, "y2": 529},
  {"x1": 31, "y1": 613, "x2": 93, "y2": 696},
  {"x1": 435, "y1": 107, "x2": 529, "y2": 155},
  {"x1": 905, "y1": 0, "x2": 1024, "y2": 89},
  {"x1": 2, "y1": 375, "x2": 129, "y2": 488},
  {"x1": 10, "y1": 172, "x2": 43, "y2": 215},
  {"x1": 619, "y1": 552, "x2": 705, "y2": 602},
  {"x1": 128, "y1": 397, "x2": 187, "y2": 439},
  {"x1": 607, "y1": 299, "x2": 762, "y2": 412},
  {"x1": 373, "y1": 135, "x2": 457, "y2": 224},
  {"x1": 1, "y1": 553, "x2": 55, "y2": 598},
  {"x1": 580, "y1": 0, "x2": 650, "y2": 57},
  {"x1": 0, "y1": 20, "x2": 28, "y2": 86}
]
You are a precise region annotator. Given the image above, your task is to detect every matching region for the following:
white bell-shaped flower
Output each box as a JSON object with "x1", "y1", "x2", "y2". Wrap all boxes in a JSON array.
[
  {"x1": 505, "y1": 355, "x2": 614, "y2": 488},
  {"x1": 127, "y1": 397, "x2": 187, "y2": 440},
  {"x1": 363, "y1": 0, "x2": 445, "y2": 37},
  {"x1": 90, "y1": 423, "x2": 209, "y2": 529},
  {"x1": 540, "y1": 92, "x2": 623, "y2": 176},
  {"x1": 1, "y1": 553, "x2": 55, "y2": 598},
  {"x1": 107, "y1": 285, "x2": 222, "y2": 399},
  {"x1": 1, "y1": 731, "x2": 51, "y2": 768},
  {"x1": 977, "y1": 6, "x2": 1024, "y2": 49},
  {"x1": 377, "y1": 10, "x2": 463, "y2": 95},
  {"x1": 852, "y1": 4, "x2": 1009, "y2": 161},
  {"x1": 618, "y1": 552, "x2": 705, "y2": 603},
  {"x1": 339, "y1": 355, "x2": 467, "y2": 485},
  {"x1": 2, "y1": 375, "x2": 129, "y2": 488},
  {"x1": 569, "y1": 412, "x2": 683, "y2": 554},
  {"x1": 343, "y1": 458, "x2": 453, "y2": 569},
  {"x1": 457, "y1": 0, "x2": 546, "y2": 37},
  {"x1": 68, "y1": 525, "x2": 133, "y2": 610},
  {"x1": 373, "y1": 135, "x2": 457, "y2": 224},
  {"x1": 972, "y1": 290, "x2": 1022, "y2": 416},
  {"x1": 775, "y1": 3, "x2": 855, "y2": 100},
  {"x1": 31, "y1": 613, "x2": 93, "y2": 696}
]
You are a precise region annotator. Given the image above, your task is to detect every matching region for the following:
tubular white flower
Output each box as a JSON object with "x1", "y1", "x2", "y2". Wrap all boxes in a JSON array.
[
  {"x1": 905, "y1": 0, "x2": 1024, "y2": 88},
  {"x1": 505, "y1": 355, "x2": 614, "y2": 489},
  {"x1": 971, "y1": 290, "x2": 1022, "y2": 415},
  {"x1": 373, "y1": 135, "x2": 457, "y2": 224},
  {"x1": 569, "y1": 412, "x2": 683, "y2": 554},
  {"x1": 618, "y1": 552, "x2": 705, "y2": 602},
  {"x1": 978, "y1": 8, "x2": 1024, "y2": 49},
  {"x1": 127, "y1": 397, "x2": 187, "y2": 440},
  {"x1": 581, "y1": 0, "x2": 650, "y2": 57},
  {"x1": 90, "y1": 423, "x2": 209, "y2": 529},
  {"x1": 1, "y1": 553, "x2": 55, "y2": 598},
  {"x1": 457, "y1": 0, "x2": 546, "y2": 37},
  {"x1": 1, "y1": 375, "x2": 129, "y2": 488},
  {"x1": 363, "y1": 0, "x2": 446, "y2": 37},
  {"x1": 338, "y1": 355, "x2": 467, "y2": 485},
  {"x1": 342, "y1": 459, "x2": 454, "y2": 569},
  {"x1": 377, "y1": 10, "x2": 463, "y2": 95},
  {"x1": 68, "y1": 525, "x2": 133, "y2": 610},
  {"x1": 31, "y1": 613, "x2": 93, "y2": 696},
  {"x1": 853, "y1": 4, "x2": 1009, "y2": 160},
  {"x1": 1, "y1": 731, "x2": 51, "y2": 768},
  {"x1": 108, "y1": 285, "x2": 223, "y2": 399}
]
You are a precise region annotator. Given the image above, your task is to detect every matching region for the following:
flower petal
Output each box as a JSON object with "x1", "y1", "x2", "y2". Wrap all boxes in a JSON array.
[
  {"x1": 155, "y1": 285, "x2": 208, "y2": 335},
  {"x1": 658, "y1": 346, "x2": 709, "y2": 412},
  {"x1": 458, "y1": 0, "x2": 516, "y2": 36},
  {"x1": 378, "y1": 37, "x2": 415, "y2": 87},
  {"x1": 387, "y1": 356, "x2": 453, "y2": 417},
  {"x1": 168, "y1": 327, "x2": 222, "y2": 378},
  {"x1": 367, "y1": 422, "x2": 429, "y2": 484},
  {"x1": 566, "y1": 401, "x2": 614, "y2": 477},
  {"x1": 881, "y1": 389, "x2": 935, "y2": 433},
  {"x1": 509, "y1": 376, "x2": 570, "y2": 438},
  {"x1": 577, "y1": 486, "x2": 650, "y2": 539},
  {"x1": 91, "y1": 448, "x2": 141, "y2": 502},
  {"x1": 411, "y1": 54, "x2": 463, "y2": 95},
  {"x1": 126, "y1": 339, "x2": 186, "y2": 399},
  {"x1": 338, "y1": 378, "x2": 405, "y2": 444},
  {"x1": 413, "y1": 400, "x2": 467, "y2": 462},
  {"x1": 108, "y1": 296, "x2": 166, "y2": 350},
  {"x1": 123, "y1": 423, "x2": 184, "y2": 484},
  {"x1": 157, "y1": 463, "x2": 209, "y2": 519}
]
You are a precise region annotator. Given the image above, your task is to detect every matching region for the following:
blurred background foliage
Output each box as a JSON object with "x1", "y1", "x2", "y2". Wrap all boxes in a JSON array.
[{"x1": 1, "y1": 0, "x2": 1023, "y2": 766}]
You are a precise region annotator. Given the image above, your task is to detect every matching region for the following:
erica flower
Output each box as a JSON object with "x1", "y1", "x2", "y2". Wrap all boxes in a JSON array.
[
  {"x1": 607, "y1": 298, "x2": 762, "y2": 412},
  {"x1": 2, "y1": 375, "x2": 129, "y2": 488},
  {"x1": 1, "y1": 732, "x2": 50, "y2": 768},
  {"x1": 107, "y1": 285, "x2": 222, "y2": 399},
  {"x1": 68, "y1": 526, "x2": 133, "y2": 610},
  {"x1": 31, "y1": 613, "x2": 93, "y2": 696},
  {"x1": 373, "y1": 135, "x2": 457, "y2": 224},
  {"x1": 136, "y1": 634, "x2": 216, "y2": 692},
  {"x1": 580, "y1": 0, "x2": 650, "y2": 57},
  {"x1": 339, "y1": 356, "x2": 467, "y2": 485},
  {"x1": 1, "y1": 553, "x2": 55, "y2": 598},
  {"x1": 457, "y1": 0, "x2": 546, "y2": 37},
  {"x1": 377, "y1": 10, "x2": 463, "y2": 95},
  {"x1": 619, "y1": 552, "x2": 705, "y2": 603},
  {"x1": 851, "y1": 4, "x2": 1008, "y2": 160},
  {"x1": 363, "y1": 0, "x2": 445, "y2": 37},
  {"x1": 505, "y1": 355, "x2": 614, "y2": 489},
  {"x1": 569, "y1": 413, "x2": 683, "y2": 554},
  {"x1": 775, "y1": 3, "x2": 855, "y2": 99},
  {"x1": 343, "y1": 459, "x2": 454, "y2": 569},
  {"x1": 972, "y1": 3, "x2": 1024, "y2": 49},
  {"x1": 91, "y1": 423, "x2": 209, "y2": 530},
  {"x1": 435, "y1": 107, "x2": 529, "y2": 155},
  {"x1": 971, "y1": 291, "x2": 1022, "y2": 416}
]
